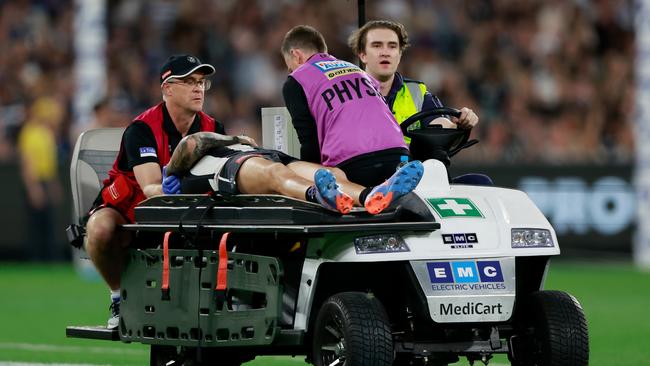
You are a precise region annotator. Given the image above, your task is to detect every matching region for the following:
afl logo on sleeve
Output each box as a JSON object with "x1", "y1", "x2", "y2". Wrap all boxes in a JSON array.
[
  {"x1": 313, "y1": 60, "x2": 362, "y2": 80},
  {"x1": 139, "y1": 147, "x2": 157, "y2": 158}
]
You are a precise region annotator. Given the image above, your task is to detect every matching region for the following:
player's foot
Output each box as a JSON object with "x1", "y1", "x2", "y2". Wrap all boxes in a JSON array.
[
  {"x1": 107, "y1": 300, "x2": 120, "y2": 329},
  {"x1": 364, "y1": 160, "x2": 424, "y2": 215},
  {"x1": 314, "y1": 169, "x2": 354, "y2": 214}
]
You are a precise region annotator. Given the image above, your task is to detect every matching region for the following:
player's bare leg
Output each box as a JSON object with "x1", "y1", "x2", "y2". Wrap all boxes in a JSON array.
[
  {"x1": 286, "y1": 161, "x2": 364, "y2": 205},
  {"x1": 236, "y1": 157, "x2": 353, "y2": 213}
]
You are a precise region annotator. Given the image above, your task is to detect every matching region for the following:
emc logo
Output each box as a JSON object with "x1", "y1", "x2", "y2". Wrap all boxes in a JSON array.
[
  {"x1": 442, "y1": 233, "x2": 478, "y2": 245},
  {"x1": 427, "y1": 261, "x2": 503, "y2": 284}
]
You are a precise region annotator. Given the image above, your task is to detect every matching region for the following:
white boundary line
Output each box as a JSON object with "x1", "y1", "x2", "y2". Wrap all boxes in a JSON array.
[
  {"x1": 0, "y1": 342, "x2": 146, "y2": 356},
  {"x1": 0, "y1": 343, "x2": 510, "y2": 366},
  {"x1": 0, "y1": 363, "x2": 109, "y2": 366}
]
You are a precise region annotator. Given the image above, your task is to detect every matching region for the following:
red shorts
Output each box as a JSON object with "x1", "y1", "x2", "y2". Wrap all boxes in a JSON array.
[{"x1": 89, "y1": 175, "x2": 146, "y2": 223}]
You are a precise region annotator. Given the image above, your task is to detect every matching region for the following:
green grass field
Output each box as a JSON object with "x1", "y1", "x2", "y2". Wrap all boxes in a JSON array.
[{"x1": 1, "y1": 260, "x2": 649, "y2": 365}]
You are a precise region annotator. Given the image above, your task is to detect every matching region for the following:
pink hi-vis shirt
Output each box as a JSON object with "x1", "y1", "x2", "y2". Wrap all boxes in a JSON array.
[{"x1": 290, "y1": 54, "x2": 406, "y2": 166}]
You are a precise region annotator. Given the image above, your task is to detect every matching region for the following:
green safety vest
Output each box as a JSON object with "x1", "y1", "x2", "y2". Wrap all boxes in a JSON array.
[{"x1": 391, "y1": 81, "x2": 427, "y2": 144}]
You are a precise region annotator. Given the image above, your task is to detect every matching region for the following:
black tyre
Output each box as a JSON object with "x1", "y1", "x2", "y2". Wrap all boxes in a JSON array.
[
  {"x1": 510, "y1": 290, "x2": 589, "y2": 366},
  {"x1": 312, "y1": 292, "x2": 393, "y2": 366}
]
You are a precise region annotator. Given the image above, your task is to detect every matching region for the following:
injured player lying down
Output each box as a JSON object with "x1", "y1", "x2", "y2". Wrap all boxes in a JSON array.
[{"x1": 164, "y1": 132, "x2": 423, "y2": 214}]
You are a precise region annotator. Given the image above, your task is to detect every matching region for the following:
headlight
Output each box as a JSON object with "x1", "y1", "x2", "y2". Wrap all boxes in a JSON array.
[
  {"x1": 511, "y1": 228, "x2": 554, "y2": 248},
  {"x1": 354, "y1": 234, "x2": 409, "y2": 254}
]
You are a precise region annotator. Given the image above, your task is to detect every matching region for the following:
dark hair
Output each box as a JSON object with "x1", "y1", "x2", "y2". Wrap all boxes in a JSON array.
[
  {"x1": 93, "y1": 98, "x2": 109, "y2": 112},
  {"x1": 281, "y1": 25, "x2": 328, "y2": 55},
  {"x1": 348, "y1": 20, "x2": 410, "y2": 55}
]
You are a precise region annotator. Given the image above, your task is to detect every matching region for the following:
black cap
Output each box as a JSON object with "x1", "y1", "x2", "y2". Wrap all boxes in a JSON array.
[{"x1": 159, "y1": 54, "x2": 215, "y2": 84}]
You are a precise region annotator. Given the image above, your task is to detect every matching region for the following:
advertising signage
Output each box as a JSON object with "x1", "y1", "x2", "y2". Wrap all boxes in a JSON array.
[{"x1": 453, "y1": 164, "x2": 635, "y2": 255}]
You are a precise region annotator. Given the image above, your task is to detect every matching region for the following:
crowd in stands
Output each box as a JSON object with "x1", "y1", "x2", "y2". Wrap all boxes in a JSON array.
[{"x1": 0, "y1": 0, "x2": 636, "y2": 167}]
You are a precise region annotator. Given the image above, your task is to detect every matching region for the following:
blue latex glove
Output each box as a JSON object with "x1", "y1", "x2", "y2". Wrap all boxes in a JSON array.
[{"x1": 162, "y1": 166, "x2": 181, "y2": 195}]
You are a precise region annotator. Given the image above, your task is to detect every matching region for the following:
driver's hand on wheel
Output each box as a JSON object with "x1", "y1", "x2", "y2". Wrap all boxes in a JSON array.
[
  {"x1": 453, "y1": 107, "x2": 479, "y2": 129},
  {"x1": 428, "y1": 117, "x2": 457, "y2": 129}
]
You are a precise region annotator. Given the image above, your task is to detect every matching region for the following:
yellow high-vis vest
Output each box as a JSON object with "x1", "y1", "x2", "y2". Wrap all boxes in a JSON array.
[{"x1": 391, "y1": 80, "x2": 427, "y2": 144}]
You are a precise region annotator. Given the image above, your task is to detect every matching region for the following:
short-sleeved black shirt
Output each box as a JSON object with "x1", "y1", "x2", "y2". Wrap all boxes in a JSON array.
[{"x1": 117, "y1": 103, "x2": 225, "y2": 171}]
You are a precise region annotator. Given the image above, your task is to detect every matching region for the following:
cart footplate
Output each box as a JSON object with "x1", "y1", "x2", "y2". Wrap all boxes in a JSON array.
[{"x1": 66, "y1": 326, "x2": 120, "y2": 341}]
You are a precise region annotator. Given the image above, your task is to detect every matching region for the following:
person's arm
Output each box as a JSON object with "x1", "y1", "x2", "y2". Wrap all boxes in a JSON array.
[
  {"x1": 422, "y1": 94, "x2": 457, "y2": 128},
  {"x1": 454, "y1": 107, "x2": 479, "y2": 129},
  {"x1": 282, "y1": 77, "x2": 320, "y2": 162},
  {"x1": 133, "y1": 162, "x2": 163, "y2": 197},
  {"x1": 425, "y1": 93, "x2": 479, "y2": 129},
  {"x1": 166, "y1": 132, "x2": 256, "y2": 176},
  {"x1": 121, "y1": 123, "x2": 165, "y2": 197},
  {"x1": 415, "y1": 93, "x2": 462, "y2": 128},
  {"x1": 423, "y1": 92, "x2": 444, "y2": 110},
  {"x1": 421, "y1": 92, "x2": 443, "y2": 125}
]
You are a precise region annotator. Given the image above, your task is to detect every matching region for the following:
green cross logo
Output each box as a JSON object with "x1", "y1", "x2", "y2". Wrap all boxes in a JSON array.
[{"x1": 426, "y1": 198, "x2": 484, "y2": 218}]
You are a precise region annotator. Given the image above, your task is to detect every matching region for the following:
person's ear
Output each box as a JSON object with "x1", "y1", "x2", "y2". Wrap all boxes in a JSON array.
[
  {"x1": 293, "y1": 48, "x2": 308, "y2": 64},
  {"x1": 162, "y1": 83, "x2": 172, "y2": 97},
  {"x1": 358, "y1": 51, "x2": 368, "y2": 65}
]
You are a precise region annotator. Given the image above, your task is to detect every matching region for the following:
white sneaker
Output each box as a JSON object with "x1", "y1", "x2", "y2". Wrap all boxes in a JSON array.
[{"x1": 107, "y1": 301, "x2": 120, "y2": 329}]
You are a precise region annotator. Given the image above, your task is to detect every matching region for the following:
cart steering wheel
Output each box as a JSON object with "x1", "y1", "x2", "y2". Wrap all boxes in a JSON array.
[
  {"x1": 400, "y1": 107, "x2": 477, "y2": 163},
  {"x1": 400, "y1": 107, "x2": 462, "y2": 137}
]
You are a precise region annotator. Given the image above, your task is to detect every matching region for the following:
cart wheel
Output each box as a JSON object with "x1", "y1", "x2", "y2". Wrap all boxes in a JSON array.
[
  {"x1": 150, "y1": 345, "x2": 178, "y2": 366},
  {"x1": 510, "y1": 290, "x2": 589, "y2": 366},
  {"x1": 312, "y1": 292, "x2": 393, "y2": 366}
]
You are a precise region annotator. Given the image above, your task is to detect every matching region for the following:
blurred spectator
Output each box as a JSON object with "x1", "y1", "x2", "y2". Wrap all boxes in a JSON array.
[
  {"x1": 17, "y1": 96, "x2": 64, "y2": 261},
  {"x1": 89, "y1": 99, "x2": 118, "y2": 129},
  {"x1": 0, "y1": 0, "x2": 637, "y2": 165},
  {"x1": 71, "y1": 98, "x2": 128, "y2": 142}
]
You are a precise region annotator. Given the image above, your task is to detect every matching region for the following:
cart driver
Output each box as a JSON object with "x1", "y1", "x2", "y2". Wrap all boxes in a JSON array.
[
  {"x1": 348, "y1": 20, "x2": 479, "y2": 141},
  {"x1": 348, "y1": 20, "x2": 492, "y2": 185}
]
